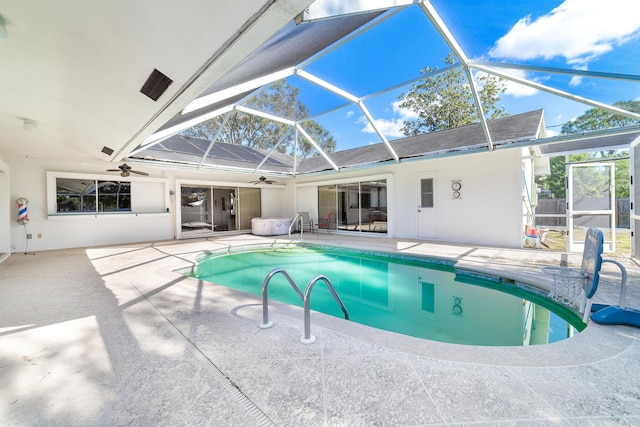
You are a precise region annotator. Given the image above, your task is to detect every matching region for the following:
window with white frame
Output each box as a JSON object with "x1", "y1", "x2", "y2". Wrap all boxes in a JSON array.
[{"x1": 56, "y1": 178, "x2": 131, "y2": 213}]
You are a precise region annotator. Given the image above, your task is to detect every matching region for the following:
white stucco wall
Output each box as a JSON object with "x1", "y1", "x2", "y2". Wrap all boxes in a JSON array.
[
  {"x1": 0, "y1": 158, "x2": 10, "y2": 253},
  {"x1": 295, "y1": 148, "x2": 524, "y2": 248},
  {"x1": 4, "y1": 146, "x2": 526, "y2": 252},
  {"x1": 8, "y1": 156, "x2": 174, "y2": 252}
]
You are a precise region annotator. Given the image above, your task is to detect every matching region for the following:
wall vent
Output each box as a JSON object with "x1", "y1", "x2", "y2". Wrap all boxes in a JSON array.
[
  {"x1": 140, "y1": 69, "x2": 173, "y2": 101},
  {"x1": 101, "y1": 146, "x2": 114, "y2": 155}
]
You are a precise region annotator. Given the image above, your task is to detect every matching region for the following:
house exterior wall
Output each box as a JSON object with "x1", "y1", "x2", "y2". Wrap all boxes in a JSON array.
[
  {"x1": 0, "y1": 158, "x2": 10, "y2": 253},
  {"x1": 3, "y1": 147, "x2": 525, "y2": 253},
  {"x1": 295, "y1": 148, "x2": 524, "y2": 248}
]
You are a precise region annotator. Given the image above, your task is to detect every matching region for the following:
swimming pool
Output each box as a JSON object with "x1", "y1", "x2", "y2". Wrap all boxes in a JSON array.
[{"x1": 189, "y1": 244, "x2": 584, "y2": 346}]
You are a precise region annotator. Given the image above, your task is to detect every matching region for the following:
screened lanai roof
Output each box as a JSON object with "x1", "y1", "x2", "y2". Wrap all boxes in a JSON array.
[
  {"x1": 133, "y1": 109, "x2": 548, "y2": 174},
  {"x1": 129, "y1": 0, "x2": 640, "y2": 177}
]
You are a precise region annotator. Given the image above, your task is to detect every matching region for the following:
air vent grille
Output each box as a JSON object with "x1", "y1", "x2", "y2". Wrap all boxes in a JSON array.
[{"x1": 140, "y1": 69, "x2": 173, "y2": 101}]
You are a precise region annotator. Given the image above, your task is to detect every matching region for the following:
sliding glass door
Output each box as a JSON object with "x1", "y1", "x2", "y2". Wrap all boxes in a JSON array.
[
  {"x1": 180, "y1": 184, "x2": 261, "y2": 236},
  {"x1": 318, "y1": 179, "x2": 387, "y2": 234}
]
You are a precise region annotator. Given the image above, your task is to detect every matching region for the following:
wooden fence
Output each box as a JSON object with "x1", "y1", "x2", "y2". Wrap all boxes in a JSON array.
[{"x1": 535, "y1": 198, "x2": 630, "y2": 228}]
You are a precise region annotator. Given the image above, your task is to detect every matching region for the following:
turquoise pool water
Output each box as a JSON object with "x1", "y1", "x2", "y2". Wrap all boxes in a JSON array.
[{"x1": 191, "y1": 245, "x2": 584, "y2": 346}]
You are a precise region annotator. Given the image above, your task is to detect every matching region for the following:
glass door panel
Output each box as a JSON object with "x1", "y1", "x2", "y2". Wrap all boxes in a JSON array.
[
  {"x1": 181, "y1": 185, "x2": 213, "y2": 235},
  {"x1": 361, "y1": 181, "x2": 387, "y2": 233},
  {"x1": 567, "y1": 162, "x2": 615, "y2": 252},
  {"x1": 318, "y1": 185, "x2": 337, "y2": 231},
  {"x1": 338, "y1": 183, "x2": 359, "y2": 231},
  {"x1": 238, "y1": 187, "x2": 261, "y2": 230}
]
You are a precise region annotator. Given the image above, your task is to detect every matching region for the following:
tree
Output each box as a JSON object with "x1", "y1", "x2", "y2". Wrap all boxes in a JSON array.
[
  {"x1": 398, "y1": 53, "x2": 509, "y2": 135},
  {"x1": 561, "y1": 101, "x2": 640, "y2": 134},
  {"x1": 182, "y1": 80, "x2": 336, "y2": 158}
]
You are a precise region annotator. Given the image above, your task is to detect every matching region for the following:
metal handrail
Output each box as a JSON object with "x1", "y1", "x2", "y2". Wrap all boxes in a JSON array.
[
  {"x1": 602, "y1": 258, "x2": 628, "y2": 307},
  {"x1": 259, "y1": 268, "x2": 304, "y2": 329},
  {"x1": 288, "y1": 214, "x2": 303, "y2": 238},
  {"x1": 259, "y1": 268, "x2": 349, "y2": 345},
  {"x1": 301, "y1": 274, "x2": 349, "y2": 344}
]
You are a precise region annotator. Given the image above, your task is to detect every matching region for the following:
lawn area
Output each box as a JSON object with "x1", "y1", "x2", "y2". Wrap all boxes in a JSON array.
[{"x1": 539, "y1": 228, "x2": 631, "y2": 256}]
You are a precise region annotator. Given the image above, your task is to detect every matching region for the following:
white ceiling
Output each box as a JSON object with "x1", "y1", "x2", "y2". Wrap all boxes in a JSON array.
[{"x1": 0, "y1": 0, "x2": 313, "y2": 167}]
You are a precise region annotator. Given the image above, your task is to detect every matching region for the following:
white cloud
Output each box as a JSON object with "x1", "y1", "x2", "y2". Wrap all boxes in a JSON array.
[
  {"x1": 545, "y1": 128, "x2": 560, "y2": 137},
  {"x1": 359, "y1": 101, "x2": 417, "y2": 139},
  {"x1": 345, "y1": 110, "x2": 355, "y2": 119},
  {"x1": 476, "y1": 69, "x2": 540, "y2": 98},
  {"x1": 489, "y1": 0, "x2": 640, "y2": 66}
]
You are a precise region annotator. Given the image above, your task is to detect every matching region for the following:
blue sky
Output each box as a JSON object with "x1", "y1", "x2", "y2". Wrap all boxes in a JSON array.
[{"x1": 277, "y1": 0, "x2": 640, "y2": 151}]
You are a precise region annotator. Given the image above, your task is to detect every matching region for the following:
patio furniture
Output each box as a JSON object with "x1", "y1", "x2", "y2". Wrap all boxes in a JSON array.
[
  {"x1": 298, "y1": 212, "x2": 315, "y2": 234},
  {"x1": 317, "y1": 212, "x2": 333, "y2": 233},
  {"x1": 542, "y1": 227, "x2": 629, "y2": 324}
]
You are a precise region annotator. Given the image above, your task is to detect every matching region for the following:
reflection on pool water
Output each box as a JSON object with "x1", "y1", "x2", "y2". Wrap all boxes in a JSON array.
[{"x1": 191, "y1": 245, "x2": 584, "y2": 346}]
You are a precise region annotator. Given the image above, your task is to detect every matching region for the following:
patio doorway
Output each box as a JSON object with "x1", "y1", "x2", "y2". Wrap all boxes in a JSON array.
[
  {"x1": 417, "y1": 173, "x2": 437, "y2": 239},
  {"x1": 567, "y1": 162, "x2": 616, "y2": 252}
]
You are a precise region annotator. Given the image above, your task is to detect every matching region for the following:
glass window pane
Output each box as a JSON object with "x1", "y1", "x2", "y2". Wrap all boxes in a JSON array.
[
  {"x1": 98, "y1": 181, "x2": 130, "y2": 212},
  {"x1": 421, "y1": 178, "x2": 434, "y2": 208},
  {"x1": 56, "y1": 178, "x2": 96, "y2": 213}
]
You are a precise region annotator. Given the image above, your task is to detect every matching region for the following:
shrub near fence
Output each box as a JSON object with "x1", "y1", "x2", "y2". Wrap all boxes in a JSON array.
[{"x1": 535, "y1": 198, "x2": 630, "y2": 228}]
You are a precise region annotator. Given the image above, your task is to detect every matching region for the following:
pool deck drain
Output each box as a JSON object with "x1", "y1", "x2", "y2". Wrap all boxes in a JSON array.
[{"x1": 1, "y1": 234, "x2": 639, "y2": 425}]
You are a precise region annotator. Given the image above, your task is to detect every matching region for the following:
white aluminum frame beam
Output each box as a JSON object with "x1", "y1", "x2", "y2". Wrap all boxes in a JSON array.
[
  {"x1": 296, "y1": 69, "x2": 400, "y2": 162},
  {"x1": 470, "y1": 63, "x2": 640, "y2": 122},
  {"x1": 181, "y1": 67, "x2": 296, "y2": 115},
  {"x1": 469, "y1": 60, "x2": 640, "y2": 83},
  {"x1": 141, "y1": 104, "x2": 234, "y2": 147},
  {"x1": 235, "y1": 105, "x2": 296, "y2": 126},
  {"x1": 253, "y1": 127, "x2": 293, "y2": 173},
  {"x1": 296, "y1": 123, "x2": 340, "y2": 171},
  {"x1": 418, "y1": 0, "x2": 494, "y2": 150},
  {"x1": 198, "y1": 111, "x2": 233, "y2": 168}
]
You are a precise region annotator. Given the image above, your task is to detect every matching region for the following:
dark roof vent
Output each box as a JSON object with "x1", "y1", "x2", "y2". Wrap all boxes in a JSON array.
[
  {"x1": 101, "y1": 146, "x2": 114, "y2": 155},
  {"x1": 140, "y1": 69, "x2": 173, "y2": 101}
]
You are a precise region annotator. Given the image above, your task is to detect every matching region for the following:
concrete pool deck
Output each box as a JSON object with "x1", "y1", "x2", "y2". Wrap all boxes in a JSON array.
[{"x1": 1, "y1": 233, "x2": 639, "y2": 426}]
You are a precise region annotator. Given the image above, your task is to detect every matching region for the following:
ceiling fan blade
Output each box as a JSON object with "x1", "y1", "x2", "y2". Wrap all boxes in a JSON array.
[
  {"x1": 130, "y1": 170, "x2": 149, "y2": 175},
  {"x1": 106, "y1": 169, "x2": 121, "y2": 172}
]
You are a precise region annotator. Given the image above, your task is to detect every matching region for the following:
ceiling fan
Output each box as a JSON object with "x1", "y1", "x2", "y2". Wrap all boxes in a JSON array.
[
  {"x1": 106, "y1": 163, "x2": 149, "y2": 177},
  {"x1": 249, "y1": 175, "x2": 277, "y2": 185}
]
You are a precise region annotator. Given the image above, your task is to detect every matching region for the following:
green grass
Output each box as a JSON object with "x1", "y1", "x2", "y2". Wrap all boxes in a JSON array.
[{"x1": 539, "y1": 228, "x2": 630, "y2": 257}]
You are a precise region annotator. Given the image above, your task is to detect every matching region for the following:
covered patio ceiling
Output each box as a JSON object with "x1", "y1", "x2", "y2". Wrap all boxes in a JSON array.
[{"x1": 127, "y1": 0, "x2": 640, "y2": 177}]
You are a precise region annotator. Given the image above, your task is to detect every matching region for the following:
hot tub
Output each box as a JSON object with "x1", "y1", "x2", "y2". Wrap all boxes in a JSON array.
[{"x1": 251, "y1": 217, "x2": 293, "y2": 236}]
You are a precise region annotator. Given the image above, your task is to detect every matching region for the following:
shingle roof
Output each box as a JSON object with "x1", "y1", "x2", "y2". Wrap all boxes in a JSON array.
[
  {"x1": 133, "y1": 109, "x2": 546, "y2": 175},
  {"x1": 295, "y1": 109, "x2": 544, "y2": 173}
]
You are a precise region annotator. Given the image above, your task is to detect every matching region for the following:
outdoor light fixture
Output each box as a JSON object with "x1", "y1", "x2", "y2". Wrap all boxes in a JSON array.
[{"x1": 23, "y1": 119, "x2": 37, "y2": 132}]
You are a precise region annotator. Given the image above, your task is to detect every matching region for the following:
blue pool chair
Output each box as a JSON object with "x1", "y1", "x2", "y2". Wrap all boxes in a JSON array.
[
  {"x1": 543, "y1": 227, "x2": 634, "y2": 326},
  {"x1": 543, "y1": 227, "x2": 603, "y2": 322},
  {"x1": 589, "y1": 247, "x2": 640, "y2": 327}
]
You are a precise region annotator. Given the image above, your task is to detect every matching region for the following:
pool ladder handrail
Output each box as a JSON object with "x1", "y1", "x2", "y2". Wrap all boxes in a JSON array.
[
  {"x1": 288, "y1": 214, "x2": 303, "y2": 239},
  {"x1": 259, "y1": 268, "x2": 304, "y2": 329},
  {"x1": 259, "y1": 267, "x2": 349, "y2": 344}
]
